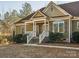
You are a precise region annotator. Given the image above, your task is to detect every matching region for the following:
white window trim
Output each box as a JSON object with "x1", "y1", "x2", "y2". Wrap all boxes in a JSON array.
[
  {"x1": 77, "y1": 22, "x2": 79, "y2": 29},
  {"x1": 53, "y1": 21, "x2": 65, "y2": 33}
]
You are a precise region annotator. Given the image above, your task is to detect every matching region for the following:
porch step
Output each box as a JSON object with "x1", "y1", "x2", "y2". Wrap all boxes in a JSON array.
[
  {"x1": 29, "y1": 37, "x2": 39, "y2": 44},
  {"x1": 42, "y1": 37, "x2": 50, "y2": 43}
]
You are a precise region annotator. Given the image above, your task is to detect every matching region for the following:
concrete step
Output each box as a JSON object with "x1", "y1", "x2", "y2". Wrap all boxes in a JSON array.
[
  {"x1": 29, "y1": 37, "x2": 39, "y2": 44},
  {"x1": 42, "y1": 37, "x2": 49, "y2": 43}
]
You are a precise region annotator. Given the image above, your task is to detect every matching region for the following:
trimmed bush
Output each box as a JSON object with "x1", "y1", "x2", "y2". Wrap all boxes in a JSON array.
[
  {"x1": 72, "y1": 31, "x2": 79, "y2": 43},
  {"x1": 22, "y1": 34, "x2": 27, "y2": 43},
  {"x1": 12, "y1": 34, "x2": 27, "y2": 43},
  {"x1": 13, "y1": 34, "x2": 23, "y2": 43},
  {"x1": 49, "y1": 32, "x2": 65, "y2": 42},
  {"x1": 49, "y1": 32, "x2": 56, "y2": 42}
]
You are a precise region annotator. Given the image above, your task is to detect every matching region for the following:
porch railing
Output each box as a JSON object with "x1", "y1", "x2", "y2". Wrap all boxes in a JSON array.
[
  {"x1": 39, "y1": 31, "x2": 49, "y2": 43},
  {"x1": 27, "y1": 31, "x2": 34, "y2": 44}
]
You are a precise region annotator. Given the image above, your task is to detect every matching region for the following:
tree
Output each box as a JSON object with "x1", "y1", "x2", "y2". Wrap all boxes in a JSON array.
[
  {"x1": 3, "y1": 10, "x2": 20, "y2": 24},
  {"x1": 11, "y1": 9, "x2": 18, "y2": 17},
  {"x1": 0, "y1": 20, "x2": 11, "y2": 36},
  {"x1": 0, "y1": 13, "x2": 1, "y2": 19},
  {"x1": 3, "y1": 10, "x2": 20, "y2": 37},
  {"x1": 19, "y1": 2, "x2": 32, "y2": 18},
  {"x1": 4, "y1": 12, "x2": 9, "y2": 19},
  {"x1": 9, "y1": 9, "x2": 21, "y2": 24}
]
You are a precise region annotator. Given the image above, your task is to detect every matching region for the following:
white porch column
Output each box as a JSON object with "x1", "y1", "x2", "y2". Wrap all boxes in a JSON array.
[
  {"x1": 33, "y1": 21, "x2": 34, "y2": 36},
  {"x1": 44, "y1": 20, "x2": 47, "y2": 36},
  {"x1": 35, "y1": 22, "x2": 36, "y2": 36},
  {"x1": 33, "y1": 21, "x2": 36, "y2": 37},
  {"x1": 68, "y1": 17, "x2": 71, "y2": 43},
  {"x1": 25, "y1": 22, "x2": 28, "y2": 44},
  {"x1": 48, "y1": 21, "x2": 49, "y2": 36},
  {"x1": 48, "y1": 21, "x2": 49, "y2": 31},
  {"x1": 24, "y1": 22, "x2": 26, "y2": 34},
  {"x1": 44, "y1": 20, "x2": 46, "y2": 31},
  {"x1": 14, "y1": 25, "x2": 16, "y2": 35}
]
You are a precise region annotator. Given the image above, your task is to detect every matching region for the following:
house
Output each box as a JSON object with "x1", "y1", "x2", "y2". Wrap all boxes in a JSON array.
[{"x1": 14, "y1": 1, "x2": 79, "y2": 44}]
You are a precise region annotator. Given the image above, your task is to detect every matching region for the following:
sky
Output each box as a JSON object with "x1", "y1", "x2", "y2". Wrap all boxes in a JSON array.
[{"x1": 0, "y1": 1, "x2": 75, "y2": 16}]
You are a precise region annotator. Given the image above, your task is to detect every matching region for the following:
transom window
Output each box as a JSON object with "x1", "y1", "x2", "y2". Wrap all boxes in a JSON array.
[{"x1": 53, "y1": 21, "x2": 65, "y2": 33}]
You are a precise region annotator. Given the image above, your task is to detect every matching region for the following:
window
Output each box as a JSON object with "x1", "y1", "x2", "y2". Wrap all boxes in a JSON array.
[
  {"x1": 53, "y1": 22, "x2": 58, "y2": 32},
  {"x1": 16, "y1": 26, "x2": 21, "y2": 34},
  {"x1": 16, "y1": 26, "x2": 24, "y2": 34},
  {"x1": 59, "y1": 22, "x2": 64, "y2": 33},
  {"x1": 53, "y1": 21, "x2": 64, "y2": 33},
  {"x1": 77, "y1": 22, "x2": 79, "y2": 29}
]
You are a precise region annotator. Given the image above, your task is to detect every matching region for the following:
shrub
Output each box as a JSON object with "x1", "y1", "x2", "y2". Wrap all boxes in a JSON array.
[
  {"x1": 7, "y1": 35, "x2": 13, "y2": 42},
  {"x1": 49, "y1": 32, "x2": 65, "y2": 42},
  {"x1": 22, "y1": 34, "x2": 27, "y2": 43},
  {"x1": 72, "y1": 31, "x2": 79, "y2": 43},
  {"x1": 13, "y1": 34, "x2": 23, "y2": 43},
  {"x1": 13, "y1": 34, "x2": 27, "y2": 43},
  {"x1": 49, "y1": 32, "x2": 56, "y2": 42}
]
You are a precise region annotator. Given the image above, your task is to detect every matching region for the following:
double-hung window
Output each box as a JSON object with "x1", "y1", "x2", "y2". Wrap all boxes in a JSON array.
[{"x1": 53, "y1": 21, "x2": 65, "y2": 33}]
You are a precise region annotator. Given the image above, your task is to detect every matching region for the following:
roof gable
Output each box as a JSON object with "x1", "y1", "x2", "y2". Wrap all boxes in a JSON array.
[
  {"x1": 43, "y1": 1, "x2": 71, "y2": 16},
  {"x1": 43, "y1": 3, "x2": 67, "y2": 17},
  {"x1": 30, "y1": 10, "x2": 46, "y2": 20}
]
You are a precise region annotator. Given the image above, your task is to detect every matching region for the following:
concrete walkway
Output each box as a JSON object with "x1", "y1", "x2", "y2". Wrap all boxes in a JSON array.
[{"x1": 23, "y1": 44, "x2": 79, "y2": 50}]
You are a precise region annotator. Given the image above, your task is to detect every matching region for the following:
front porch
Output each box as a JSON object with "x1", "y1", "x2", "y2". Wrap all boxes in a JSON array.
[{"x1": 25, "y1": 19, "x2": 49, "y2": 44}]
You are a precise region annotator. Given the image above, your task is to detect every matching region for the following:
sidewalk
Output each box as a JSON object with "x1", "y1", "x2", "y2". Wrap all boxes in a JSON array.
[{"x1": 23, "y1": 44, "x2": 79, "y2": 50}]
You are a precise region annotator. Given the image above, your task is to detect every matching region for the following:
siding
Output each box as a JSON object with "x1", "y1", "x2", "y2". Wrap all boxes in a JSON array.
[
  {"x1": 64, "y1": 20, "x2": 69, "y2": 39},
  {"x1": 26, "y1": 23, "x2": 33, "y2": 31},
  {"x1": 49, "y1": 21, "x2": 52, "y2": 32},
  {"x1": 44, "y1": 5, "x2": 64, "y2": 17}
]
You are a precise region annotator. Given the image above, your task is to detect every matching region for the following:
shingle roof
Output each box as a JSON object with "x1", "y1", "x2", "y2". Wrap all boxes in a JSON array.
[
  {"x1": 15, "y1": 1, "x2": 79, "y2": 24},
  {"x1": 15, "y1": 12, "x2": 35, "y2": 23},
  {"x1": 15, "y1": 7, "x2": 45, "y2": 23},
  {"x1": 59, "y1": 1, "x2": 79, "y2": 16}
]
